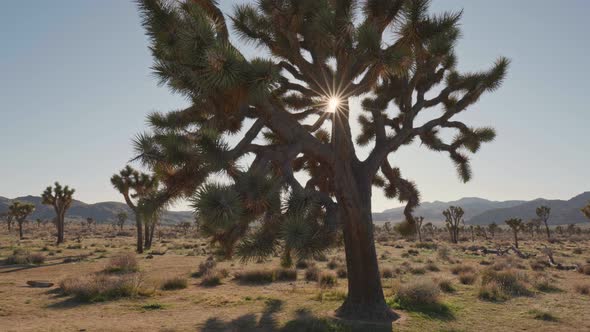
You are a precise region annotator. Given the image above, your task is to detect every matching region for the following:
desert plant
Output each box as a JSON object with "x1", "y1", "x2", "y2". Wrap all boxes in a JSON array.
[
  {"x1": 438, "y1": 279, "x2": 455, "y2": 293},
  {"x1": 479, "y1": 268, "x2": 530, "y2": 301},
  {"x1": 394, "y1": 279, "x2": 440, "y2": 307},
  {"x1": 318, "y1": 272, "x2": 338, "y2": 289},
  {"x1": 116, "y1": 211, "x2": 128, "y2": 231},
  {"x1": 536, "y1": 206, "x2": 551, "y2": 240},
  {"x1": 305, "y1": 266, "x2": 321, "y2": 282},
  {"x1": 581, "y1": 202, "x2": 590, "y2": 221},
  {"x1": 381, "y1": 267, "x2": 394, "y2": 278},
  {"x1": 104, "y1": 252, "x2": 139, "y2": 273},
  {"x1": 200, "y1": 270, "x2": 223, "y2": 287},
  {"x1": 505, "y1": 218, "x2": 524, "y2": 248},
  {"x1": 414, "y1": 216, "x2": 424, "y2": 242},
  {"x1": 8, "y1": 201, "x2": 35, "y2": 240},
  {"x1": 235, "y1": 269, "x2": 275, "y2": 284},
  {"x1": 111, "y1": 166, "x2": 159, "y2": 253},
  {"x1": 42, "y1": 182, "x2": 75, "y2": 245},
  {"x1": 59, "y1": 273, "x2": 150, "y2": 302},
  {"x1": 132, "y1": 0, "x2": 508, "y2": 320},
  {"x1": 451, "y1": 264, "x2": 475, "y2": 275},
  {"x1": 160, "y1": 276, "x2": 188, "y2": 290},
  {"x1": 459, "y1": 271, "x2": 477, "y2": 285},
  {"x1": 574, "y1": 283, "x2": 590, "y2": 295},
  {"x1": 274, "y1": 268, "x2": 298, "y2": 282},
  {"x1": 443, "y1": 206, "x2": 464, "y2": 244},
  {"x1": 487, "y1": 222, "x2": 499, "y2": 239}
]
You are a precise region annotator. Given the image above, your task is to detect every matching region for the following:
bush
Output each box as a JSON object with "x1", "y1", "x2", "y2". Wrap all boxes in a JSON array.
[
  {"x1": 459, "y1": 271, "x2": 477, "y2": 285},
  {"x1": 4, "y1": 249, "x2": 44, "y2": 265},
  {"x1": 295, "y1": 260, "x2": 309, "y2": 269},
  {"x1": 274, "y1": 268, "x2": 297, "y2": 281},
  {"x1": 451, "y1": 264, "x2": 475, "y2": 275},
  {"x1": 60, "y1": 274, "x2": 150, "y2": 302},
  {"x1": 200, "y1": 270, "x2": 222, "y2": 287},
  {"x1": 574, "y1": 283, "x2": 590, "y2": 295},
  {"x1": 104, "y1": 252, "x2": 139, "y2": 273},
  {"x1": 528, "y1": 309, "x2": 559, "y2": 322},
  {"x1": 326, "y1": 259, "x2": 339, "y2": 270},
  {"x1": 425, "y1": 262, "x2": 440, "y2": 272},
  {"x1": 305, "y1": 266, "x2": 320, "y2": 282},
  {"x1": 438, "y1": 279, "x2": 455, "y2": 293},
  {"x1": 160, "y1": 276, "x2": 188, "y2": 290},
  {"x1": 529, "y1": 258, "x2": 548, "y2": 271},
  {"x1": 381, "y1": 267, "x2": 394, "y2": 278},
  {"x1": 394, "y1": 279, "x2": 440, "y2": 306},
  {"x1": 318, "y1": 272, "x2": 338, "y2": 289},
  {"x1": 410, "y1": 266, "x2": 426, "y2": 275},
  {"x1": 193, "y1": 257, "x2": 217, "y2": 278},
  {"x1": 478, "y1": 268, "x2": 530, "y2": 301},
  {"x1": 532, "y1": 274, "x2": 559, "y2": 292},
  {"x1": 336, "y1": 267, "x2": 347, "y2": 279},
  {"x1": 579, "y1": 264, "x2": 590, "y2": 275},
  {"x1": 437, "y1": 247, "x2": 452, "y2": 261},
  {"x1": 235, "y1": 269, "x2": 274, "y2": 284},
  {"x1": 415, "y1": 242, "x2": 438, "y2": 250}
]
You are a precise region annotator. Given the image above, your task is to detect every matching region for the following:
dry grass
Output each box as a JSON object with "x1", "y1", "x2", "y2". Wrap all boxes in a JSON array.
[{"x1": 104, "y1": 252, "x2": 139, "y2": 273}]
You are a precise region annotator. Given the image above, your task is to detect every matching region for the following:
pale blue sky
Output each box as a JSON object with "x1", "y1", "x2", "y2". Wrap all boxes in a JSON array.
[{"x1": 1, "y1": 1, "x2": 588, "y2": 212}]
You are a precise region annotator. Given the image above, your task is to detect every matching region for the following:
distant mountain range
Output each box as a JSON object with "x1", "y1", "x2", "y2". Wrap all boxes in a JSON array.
[
  {"x1": 372, "y1": 192, "x2": 590, "y2": 225},
  {"x1": 0, "y1": 195, "x2": 194, "y2": 225},
  {"x1": 2, "y1": 192, "x2": 589, "y2": 226}
]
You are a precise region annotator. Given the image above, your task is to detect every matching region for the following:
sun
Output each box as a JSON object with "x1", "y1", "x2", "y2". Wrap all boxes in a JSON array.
[{"x1": 327, "y1": 96, "x2": 341, "y2": 113}]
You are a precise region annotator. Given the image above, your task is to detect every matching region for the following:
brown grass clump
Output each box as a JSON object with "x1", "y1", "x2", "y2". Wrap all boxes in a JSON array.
[
  {"x1": 579, "y1": 264, "x2": 590, "y2": 275},
  {"x1": 574, "y1": 283, "x2": 590, "y2": 295},
  {"x1": 437, "y1": 279, "x2": 455, "y2": 293},
  {"x1": 274, "y1": 268, "x2": 297, "y2": 281},
  {"x1": 193, "y1": 257, "x2": 216, "y2": 278},
  {"x1": 305, "y1": 266, "x2": 320, "y2": 282},
  {"x1": 459, "y1": 271, "x2": 477, "y2": 285},
  {"x1": 104, "y1": 252, "x2": 139, "y2": 273},
  {"x1": 160, "y1": 276, "x2": 188, "y2": 290},
  {"x1": 60, "y1": 274, "x2": 151, "y2": 302},
  {"x1": 200, "y1": 270, "x2": 223, "y2": 287},
  {"x1": 394, "y1": 279, "x2": 440, "y2": 306},
  {"x1": 4, "y1": 249, "x2": 44, "y2": 265},
  {"x1": 478, "y1": 268, "x2": 530, "y2": 301},
  {"x1": 451, "y1": 264, "x2": 475, "y2": 275},
  {"x1": 318, "y1": 272, "x2": 338, "y2": 289},
  {"x1": 235, "y1": 269, "x2": 274, "y2": 284},
  {"x1": 381, "y1": 267, "x2": 394, "y2": 278},
  {"x1": 336, "y1": 266, "x2": 347, "y2": 278},
  {"x1": 532, "y1": 273, "x2": 560, "y2": 293}
]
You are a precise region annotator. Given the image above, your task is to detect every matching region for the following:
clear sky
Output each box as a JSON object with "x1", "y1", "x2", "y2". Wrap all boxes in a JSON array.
[{"x1": 1, "y1": 1, "x2": 588, "y2": 212}]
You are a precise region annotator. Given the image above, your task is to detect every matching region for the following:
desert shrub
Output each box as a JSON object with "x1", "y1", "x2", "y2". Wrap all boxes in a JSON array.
[
  {"x1": 29, "y1": 253, "x2": 46, "y2": 265},
  {"x1": 295, "y1": 260, "x2": 309, "y2": 269},
  {"x1": 314, "y1": 253, "x2": 328, "y2": 262},
  {"x1": 459, "y1": 271, "x2": 477, "y2": 285},
  {"x1": 318, "y1": 272, "x2": 338, "y2": 289},
  {"x1": 532, "y1": 274, "x2": 560, "y2": 292},
  {"x1": 573, "y1": 248, "x2": 583, "y2": 255},
  {"x1": 5, "y1": 249, "x2": 46, "y2": 265},
  {"x1": 381, "y1": 267, "x2": 394, "y2": 278},
  {"x1": 160, "y1": 276, "x2": 188, "y2": 290},
  {"x1": 235, "y1": 269, "x2": 274, "y2": 284},
  {"x1": 394, "y1": 279, "x2": 440, "y2": 307},
  {"x1": 437, "y1": 246, "x2": 452, "y2": 261},
  {"x1": 528, "y1": 309, "x2": 559, "y2": 322},
  {"x1": 200, "y1": 270, "x2": 222, "y2": 287},
  {"x1": 438, "y1": 279, "x2": 455, "y2": 293},
  {"x1": 451, "y1": 264, "x2": 475, "y2": 275},
  {"x1": 479, "y1": 259, "x2": 492, "y2": 266},
  {"x1": 529, "y1": 258, "x2": 548, "y2": 271},
  {"x1": 274, "y1": 268, "x2": 297, "y2": 281},
  {"x1": 193, "y1": 257, "x2": 216, "y2": 278},
  {"x1": 478, "y1": 268, "x2": 530, "y2": 301},
  {"x1": 60, "y1": 274, "x2": 150, "y2": 302},
  {"x1": 425, "y1": 262, "x2": 440, "y2": 272},
  {"x1": 415, "y1": 242, "x2": 438, "y2": 250},
  {"x1": 305, "y1": 266, "x2": 321, "y2": 281},
  {"x1": 410, "y1": 266, "x2": 426, "y2": 275},
  {"x1": 327, "y1": 259, "x2": 339, "y2": 270},
  {"x1": 336, "y1": 267, "x2": 347, "y2": 279},
  {"x1": 66, "y1": 244, "x2": 82, "y2": 249},
  {"x1": 579, "y1": 264, "x2": 590, "y2": 275},
  {"x1": 104, "y1": 252, "x2": 139, "y2": 273},
  {"x1": 574, "y1": 283, "x2": 590, "y2": 295}
]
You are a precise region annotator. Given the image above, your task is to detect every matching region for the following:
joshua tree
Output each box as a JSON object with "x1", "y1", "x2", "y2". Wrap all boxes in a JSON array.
[
  {"x1": 443, "y1": 206, "x2": 464, "y2": 244},
  {"x1": 178, "y1": 221, "x2": 192, "y2": 236},
  {"x1": 86, "y1": 217, "x2": 95, "y2": 230},
  {"x1": 487, "y1": 222, "x2": 499, "y2": 239},
  {"x1": 414, "y1": 216, "x2": 424, "y2": 242},
  {"x1": 505, "y1": 218, "x2": 523, "y2": 248},
  {"x1": 116, "y1": 211, "x2": 128, "y2": 231},
  {"x1": 422, "y1": 222, "x2": 434, "y2": 239},
  {"x1": 111, "y1": 166, "x2": 159, "y2": 253},
  {"x1": 536, "y1": 205, "x2": 551, "y2": 240},
  {"x1": 132, "y1": 0, "x2": 508, "y2": 320},
  {"x1": 42, "y1": 182, "x2": 75, "y2": 245},
  {"x1": 138, "y1": 193, "x2": 166, "y2": 249},
  {"x1": 1, "y1": 212, "x2": 13, "y2": 232},
  {"x1": 474, "y1": 225, "x2": 488, "y2": 240},
  {"x1": 8, "y1": 201, "x2": 35, "y2": 240},
  {"x1": 383, "y1": 221, "x2": 392, "y2": 234},
  {"x1": 581, "y1": 202, "x2": 590, "y2": 221},
  {"x1": 35, "y1": 218, "x2": 42, "y2": 228},
  {"x1": 525, "y1": 220, "x2": 536, "y2": 239}
]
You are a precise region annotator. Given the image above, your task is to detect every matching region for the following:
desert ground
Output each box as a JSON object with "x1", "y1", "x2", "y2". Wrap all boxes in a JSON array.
[{"x1": 1, "y1": 223, "x2": 589, "y2": 332}]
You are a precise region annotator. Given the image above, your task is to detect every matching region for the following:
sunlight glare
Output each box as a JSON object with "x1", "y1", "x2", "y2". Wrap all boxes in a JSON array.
[{"x1": 327, "y1": 96, "x2": 341, "y2": 113}]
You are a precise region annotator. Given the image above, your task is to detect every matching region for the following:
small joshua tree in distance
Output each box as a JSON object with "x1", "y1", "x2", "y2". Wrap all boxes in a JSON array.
[
  {"x1": 42, "y1": 182, "x2": 75, "y2": 245},
  {"x1": 8, "y1": 201, "x2": 35, "y2": 240},
  {"x1": 536, "y1": 205, "x2": 551, "y2": 241},
  {"x1": 414, "y1": 216, "x2": 424, "y2": 242},
  {"x1": 116, "y1": 211, "x2": 128, "y2": 231},
  {"x1": 443, "y1": 206, "x2": 464, "y2": 244},
  {"x1": 505, "y1": 218, "x2": 524, "y2": 248},
  {"x1": 581, "y1": 202, "x2": 590, "y2": 221}
]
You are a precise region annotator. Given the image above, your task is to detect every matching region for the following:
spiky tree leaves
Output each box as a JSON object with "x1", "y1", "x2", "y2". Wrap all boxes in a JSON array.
[
  {"x1": 133, "y1": 0, "x2": 508, "y2": 321},
  {"x1": 8, "y1": 201, "x2": 35, "y2": 240},
  {"x1": 111, "y1": 166, "x2": 159, "y2": 253},
  {"x1": 505, "y1": 217, "x2": 524, "y2": 248},
  {"x1": 443, "y1": 206, "x2": 464, "y2": 244},
  {"x1": 536, "y1": 205, "x2": 551, "y2": 241},
  {"x1": 42, "y1": 182, "x2": 75, "y2": 245}
]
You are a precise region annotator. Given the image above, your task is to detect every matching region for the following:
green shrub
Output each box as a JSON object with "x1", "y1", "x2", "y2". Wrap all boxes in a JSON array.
[
  {"x1": 160, "y1": 276, "x2": 188, "y2": 290},
  {"x1": 478, "y1": 268, "x2": 530, "y2": 301}
]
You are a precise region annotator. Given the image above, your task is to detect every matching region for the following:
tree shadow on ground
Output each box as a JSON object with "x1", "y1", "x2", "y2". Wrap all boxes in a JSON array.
[
  {"x1": 200, "y1": 302, "x2": 393, "y2": 332},
  {"x1": 392, "y1": 302, "x2": 455, "y2": 321}
]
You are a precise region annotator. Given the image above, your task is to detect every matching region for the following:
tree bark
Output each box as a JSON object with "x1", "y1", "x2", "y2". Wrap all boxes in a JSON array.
[
  {"x1": 544, "y1": 221, "x2": 551, "y2": 241},
  {"x1": 135, "y1": 215, "x2": 143, "y2": 254},
  {"x1": 333, "y1": 166, "x2": 396, "y2": 321},
  {"x1": 18, "y1": 221, "x2": 23, "y2": 240},
  {"x1": 144, "y1": 223, "x2": 151, "y2": 249}
]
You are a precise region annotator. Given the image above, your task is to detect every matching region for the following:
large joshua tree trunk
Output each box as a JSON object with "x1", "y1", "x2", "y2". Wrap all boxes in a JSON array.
[
  {"x1": 56, "y1": 212, "x2": 65, "y2": 245},
  {"x1": 332, "y1": 105, "x2": 395, "y2": 321},
  {"x1": 135, "y1": 215, "x2": 143, "y2": 254},
  {"x1": 144, "y1": 223, "x2": 151, "y2": 249},
  {"x1": 18, "y1": 221, "x2": 24, "y2": 240}
]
